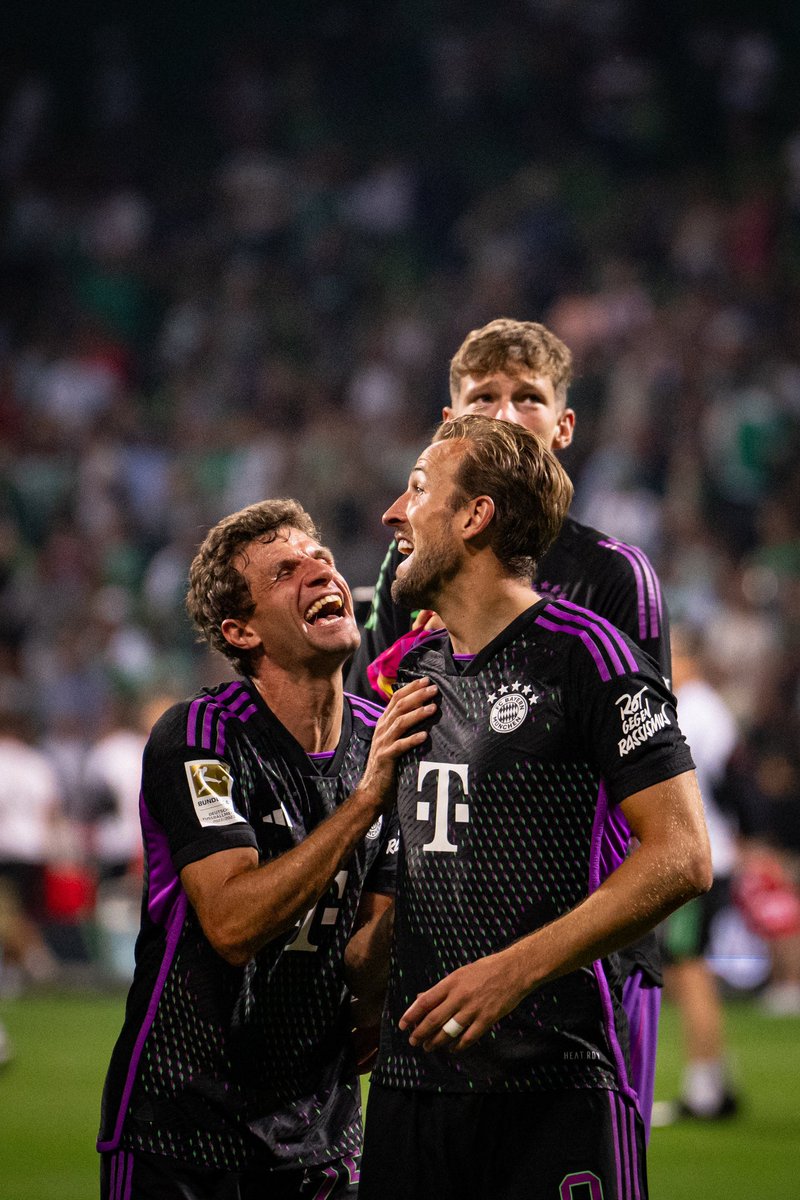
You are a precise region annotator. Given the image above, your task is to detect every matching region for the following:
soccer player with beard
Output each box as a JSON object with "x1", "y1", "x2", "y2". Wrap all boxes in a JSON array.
[
  {"x1": 346, "y1": 318, "x2": 670, "y2": 1138},
  {"x1": 358, "y1": 416, "x2": 710, "y2": 1200},
  {"x1": 97, "y1": 499, "x2": 436, "y2": 1200}
]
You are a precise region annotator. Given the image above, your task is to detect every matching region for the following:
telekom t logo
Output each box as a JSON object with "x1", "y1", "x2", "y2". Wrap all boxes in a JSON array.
[{"x1": 415, "y1": 761, "x2": 470, "y2": 853}]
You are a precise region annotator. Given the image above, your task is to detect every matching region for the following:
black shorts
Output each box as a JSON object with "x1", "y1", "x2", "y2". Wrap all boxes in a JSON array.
[
  {"x1": 100, "y1": 1149, "x2": 360, "y2": 1200},
  {"x1": 661, "y1": 876, "x2": 731, "y2": 962},
  {"x1": 360, "y1": 1086, "x2": 647, "y2": 1200}
]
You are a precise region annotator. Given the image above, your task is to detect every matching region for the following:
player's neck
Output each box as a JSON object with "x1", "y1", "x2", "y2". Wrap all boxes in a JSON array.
[
  {"x1": 437, "y1": 570, "x2": 541, "y2": 656},
  {"x1": 251, "y1": 669, "x2": 344, "y2": 753}
]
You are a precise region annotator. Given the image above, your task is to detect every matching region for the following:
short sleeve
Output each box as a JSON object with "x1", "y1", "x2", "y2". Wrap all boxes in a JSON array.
[
  {"x1": 565, "y1": 639, "x2": 694, "y2": 807},
  {"x1": 142, "y1": 705, "x2": 258, "y2": 872}
]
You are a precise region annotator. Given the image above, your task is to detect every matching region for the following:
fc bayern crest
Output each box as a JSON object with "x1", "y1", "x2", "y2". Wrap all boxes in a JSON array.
[{"x1": 489, "y1": 691, "x2": 529, "y2": 733}]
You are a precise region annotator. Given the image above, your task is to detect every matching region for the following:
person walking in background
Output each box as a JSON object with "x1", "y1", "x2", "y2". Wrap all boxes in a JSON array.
[
  {"x1": 358, "y1": 415, "x2": 711, "y2": 1200},
  {"x1": 655, "y1": 622, "x2": 743, "y2": 1123},
  {"x1": 98, "y1": 498, "x2": 435, "y2": 1200}
]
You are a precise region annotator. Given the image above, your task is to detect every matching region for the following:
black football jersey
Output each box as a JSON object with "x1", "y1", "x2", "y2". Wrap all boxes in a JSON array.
[
  {"x1": 98, "y1": 681, "x2": 395, "y2": 1172},
  {"x1": 370, "y1": 600, "x2": 693, "y2": 1097},
  {"x1": 345, "y1": 516, "x2": 671, "y2": 697},
  {"x1": 345, "y1": 516, "x2": 671, "y2": 984}
]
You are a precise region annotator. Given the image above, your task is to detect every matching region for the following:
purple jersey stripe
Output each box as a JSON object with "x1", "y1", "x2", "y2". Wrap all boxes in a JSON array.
[
  {"x1": 188, "y1": 686, "x2": 257, "y2": 752},
  {"x1": 548, "y1": 598, "x2": 639, "y2": 673},
  {"x1": 347, "y1": 693, "x2": 383, "y2": 728},
  {"x1": 109, "y1": 1151, "x2": 118, "y2": 1198},
  {"x1": 629, "y1": 1101, "x2": 642, "y2": 1200},
  {"x1": 617, "y1": 1093, "x2": 632, "y2": 1199},
  {"x1": 201, "y1": 702, "x2": 215, "y2": 749},
  {"x1": 98, "y1": 890, "x2": 188, "y2": 1150},
  {"x1": 607, "y1": 1092, "x2": 624, "y2": 1199},
  {"x1": 627, "y1": 542, "x2": 663, "y2": 634},
  {"x1": 215, "y1": 710, "x2": 231, "y2": 756},
  {"x1": 535, "y1": 615, "x2": 612, "y2": 681},
  {"x1": 600, "y1": 540, "x2": 662, "y2": 641},
  {"x1": 346, "y1": 692, "x2": 384, "y2": 719},
  {"x1": 589, "y1": 782, "x2": 638, "y2": 1105},
  {"x1": 98, "y1": 798, "x2": 190, "y2": 1151},
  {"x1": 186, "y1": 697, "x2": 202, "y2": 746},
  {"x1": 600, "y1": 802, "x2": 632, "y2": 880}
]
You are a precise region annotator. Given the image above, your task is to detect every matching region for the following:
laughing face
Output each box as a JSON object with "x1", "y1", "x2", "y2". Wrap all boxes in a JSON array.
[
  {"x1": 222, "y1": 526, "x2": 360, "y2": 672},
  {"x1": 383, "y1": 440, "x2": 467, "y2": 612}
]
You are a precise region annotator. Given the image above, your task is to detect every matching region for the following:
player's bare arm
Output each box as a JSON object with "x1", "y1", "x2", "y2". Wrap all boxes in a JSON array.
[
  {"x1": 345, "y1": 890, "x2": 395, "y2": 1072},
  {"x1": 402, "y1": 769, "x2": 711, "y2": 1053},
  {"x1": 345, "y1": 890, "x2": 395, "y2": 1024},
  {"x1": 182, "y1": 677, "x2": 436, "y2": 966}
]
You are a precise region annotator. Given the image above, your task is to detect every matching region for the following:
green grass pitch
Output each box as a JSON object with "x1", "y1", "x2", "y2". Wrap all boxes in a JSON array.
[{"x1": 1, "y1": 994, "x2": 797, "y2": 1198}]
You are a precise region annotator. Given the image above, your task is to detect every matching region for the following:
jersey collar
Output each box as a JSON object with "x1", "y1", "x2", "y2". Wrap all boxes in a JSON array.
[{"x1": 240, "y1": 679, "x2": 353, "y2": 777}]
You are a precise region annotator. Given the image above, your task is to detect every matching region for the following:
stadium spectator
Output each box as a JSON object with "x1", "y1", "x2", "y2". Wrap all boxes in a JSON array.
[
  {"x1": 82, "y1": 691, "x2": 176, "y2": 883},
  {"x1": 358, "y1": 415, "x2": 711, "y2": 1200},
  {"x1": 655, "y1": 623, "x2": 743, "y2": 1123},
  {"x1": 0, "y1": 690, "x2": 61, "y2": 995},
  {"x1": 97, "y1": 498, "x2": 435, "y2": 1199},
  {"x1": 347, "y1": 318, "x2": 671, "y2": 1140}
]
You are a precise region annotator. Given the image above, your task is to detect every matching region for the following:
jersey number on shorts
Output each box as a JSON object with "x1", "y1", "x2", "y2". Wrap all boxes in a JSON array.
[{"x1": 560, "y1": 1171, "x2": 604, "y2": 1199}]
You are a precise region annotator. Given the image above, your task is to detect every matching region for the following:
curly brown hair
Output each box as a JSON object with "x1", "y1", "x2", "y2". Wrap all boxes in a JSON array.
[
  {"x1": 186, "y1": 499, "x2": 318, "y2": 676},
  {"x1": 434, "y1": 413, "x2": 573, "y2": 580},
  {"x1": 448, "y1": 318, "x2": 573, "y2": 405}
]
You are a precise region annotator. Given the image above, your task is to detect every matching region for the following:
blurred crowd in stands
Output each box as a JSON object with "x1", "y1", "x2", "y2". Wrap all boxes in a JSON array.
[{"x1": 1, "y1": 1, "x2": 799, "y2": 1017}]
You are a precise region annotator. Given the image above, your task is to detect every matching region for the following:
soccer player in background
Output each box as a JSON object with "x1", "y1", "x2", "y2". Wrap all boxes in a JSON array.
[
  {"x1": 97, "y1": 499, "x2": 436, "y2": 1200},
  {"x1": 347, "y1": 318, "x2": 671, "y2": 1137},
  {"x1": 358, "y1": 416, "x2": 711, "y2": 1200},
  {"x1": 656, "y1": 622, "x2": 742, "y2": 1123}
]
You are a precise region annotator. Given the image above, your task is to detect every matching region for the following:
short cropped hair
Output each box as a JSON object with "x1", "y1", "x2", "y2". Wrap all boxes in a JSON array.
[
  {"x1": 434, "y1": 413, "x2": 573, "y2": 580},
  {"x1": 186, "y1": 499, "x2": 318, "y2": 676},
  {"x1": 449, "y1": 318, "x2": 573, "y2": 405}
]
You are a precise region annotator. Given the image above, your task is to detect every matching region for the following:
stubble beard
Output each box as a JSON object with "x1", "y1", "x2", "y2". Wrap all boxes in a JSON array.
[{"x1": 390, "y1": 536, "x2": 461, "y2": 612}]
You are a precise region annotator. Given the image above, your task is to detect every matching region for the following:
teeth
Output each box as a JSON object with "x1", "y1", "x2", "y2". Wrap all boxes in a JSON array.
[
  {"x1": 304, "y1": 594, "x2": 344, "y2": 622},
  {"x1": 397, "y1": 538, "x2": 413, "y2": 555}
]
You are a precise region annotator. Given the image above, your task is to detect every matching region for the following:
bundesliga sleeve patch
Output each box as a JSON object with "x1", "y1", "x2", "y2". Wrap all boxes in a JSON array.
[{"x1": 184, "y1": 759, "x2": 246, "y2": 827}]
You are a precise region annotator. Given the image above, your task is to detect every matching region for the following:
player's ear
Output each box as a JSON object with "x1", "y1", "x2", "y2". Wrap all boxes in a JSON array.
[
  {"x1": 462, "y1": 495, "x2": 495, "y2": 541},
  {"x1": 221, "y1": 618, "x2": 262, "y2": 653},
  {"x1": 552, "y1": 407, "x2": 575, "y2": 451},
  {"x1": 442, "y1": 404, "x2": 455, "y2": 422}
]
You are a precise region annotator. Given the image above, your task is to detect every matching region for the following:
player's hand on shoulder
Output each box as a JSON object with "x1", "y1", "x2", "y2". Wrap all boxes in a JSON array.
[{"x1": 358, "y1": 678, "x2": 438, "y2": 803}]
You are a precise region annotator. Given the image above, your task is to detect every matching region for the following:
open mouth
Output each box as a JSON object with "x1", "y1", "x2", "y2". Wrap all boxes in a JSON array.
[
  {"x1": 304, "y1": 594, "x2": 345, "y2": 625},
  {"x1": 396, "y1": 536, "x2": 414, "y2": 556}
]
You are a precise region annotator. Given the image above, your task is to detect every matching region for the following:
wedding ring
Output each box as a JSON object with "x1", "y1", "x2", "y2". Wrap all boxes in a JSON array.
[{"x1": 442, "y1": 1017, "x2": 465, "y2": 1038}]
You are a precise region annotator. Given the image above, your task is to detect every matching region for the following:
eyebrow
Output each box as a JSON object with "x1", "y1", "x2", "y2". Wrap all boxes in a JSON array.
[{"x1": 272, "y1": 546, "x2": 335, "y2": 573}]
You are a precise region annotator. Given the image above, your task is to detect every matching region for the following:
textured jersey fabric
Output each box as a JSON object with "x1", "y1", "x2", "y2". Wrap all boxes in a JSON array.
[
  {"x1": 98, "y1": 681, "x2": 395, "y2": 1172},
  {"x1": 345, "y1": 517, "x2": 671, "y2": 701},
  {"x1": 345, "y1": 517, "x2": 671, "y2": 986},
  {"x1": 370, "y1": 601, "x2": 692, "y2": 1097}
]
